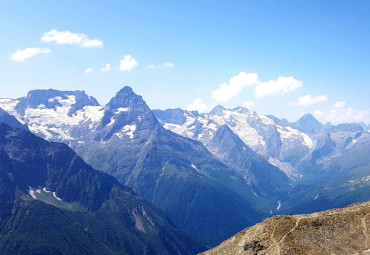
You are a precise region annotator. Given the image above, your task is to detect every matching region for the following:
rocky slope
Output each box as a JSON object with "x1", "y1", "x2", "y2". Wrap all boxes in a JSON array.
[{"x1": 201, "y1": 201, "x2": 370, "y2": 255}]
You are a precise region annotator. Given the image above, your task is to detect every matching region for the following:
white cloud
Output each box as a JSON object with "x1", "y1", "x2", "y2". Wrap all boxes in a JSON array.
[
  {"x1": 100, "y1": 64, "x2": 111, "y2": 72},
  {"x1": 212, "y1": 72, "x2": 259, "y2": 102},
  {"x1": 187, "y1": 98, "x2": 208, "y2": 113},
  {"x1": 147, "y1": 62, "x2": 174, "y2": 69},
  {"x1": 119, "y1": 55, "x2": 138, "y2": 71},
  {"x1": 254, "y1": 76, "x2": 302, "y2": 98},
  {"x1": 296, "y1": 94, "x2": 327, "y2": 107},
  {"x1": 11, "y1": 47, "x2": 51, "y2": 62},
  {"x1": 333, "y1": 101, "x2": 346, "y2": 108},
  {"x1": 41, "y1": 29, "x2": 103, "y2": 47},
  {"x1": 244, "y1": 100, "x2": 255, "y2": 109},
  {"x1": 163, "y1": 62, "x2": 174, "y2": 68},
  {"x1": 84, "y1": 68, "x2": 93, "y2": 74},
  {"x1": 314, "y1": 106, "x2": 370, "y2": 125}
]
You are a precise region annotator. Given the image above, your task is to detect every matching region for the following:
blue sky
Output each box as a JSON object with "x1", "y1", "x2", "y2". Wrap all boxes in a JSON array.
[{"x1": 1, "y1": 1, "x2": 369, "y2": 124}]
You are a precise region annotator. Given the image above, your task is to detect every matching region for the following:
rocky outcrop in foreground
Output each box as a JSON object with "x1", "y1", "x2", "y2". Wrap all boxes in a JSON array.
[{"x1": 201, "y1": 201, "x2": 370, "y2": 255}]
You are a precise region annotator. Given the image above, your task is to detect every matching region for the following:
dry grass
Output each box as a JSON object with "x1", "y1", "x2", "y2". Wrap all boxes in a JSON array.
[{"x1": 201, "y1": 201, "x2": 370, "y2": 255}]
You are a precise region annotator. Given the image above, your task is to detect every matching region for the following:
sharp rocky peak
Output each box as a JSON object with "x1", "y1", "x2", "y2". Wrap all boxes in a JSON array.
[
  {"x1": 101, "y1": 86, "x2": 159, "y2": 131},
  {"x1": 107, "y1": 86, "x2": 148, "y2": 110},
  {"x1": 209, "y1": 105, "x2": 226, "y2": 116},
  {"x1": 297, "y1": 113, "x2": 320, "y2": 124},
  {"x1": 294, "y1": 113, "x2": 324, "y2": 134}
]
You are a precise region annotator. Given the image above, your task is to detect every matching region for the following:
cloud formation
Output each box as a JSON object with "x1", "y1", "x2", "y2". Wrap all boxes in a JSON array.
[
  {"x1": 11, "y1": 47, "x2": 50, "y2": 62},
  {"x1": 333, "y1": 101, "x2": 346, "y2": 108},
  {"x1": 296, "y1": 94, "x2": 327, "y2": 107},
  {"x1": 314, "y1": 103, "x2": 370, "y2": 124},
  {"x1": 212, "y1": 72, "x2": 259, "y2": 101},
  {"x1": 255, "y1": 76, "x2": 302, "y2": 98},
  {"x1": 84, "y1": 68, "x2": 93, "y2": 74},
  {"x1": 119, "y1": 55, "x2": 138, "y2": 71},
  {"x1": 147, "y1": 62, "x2": 174, "y2": 69},
  {"x1": 100, "y1": 64, "x2": 111, "y2": 72},
  {"x1": 41, "y1": 29, "x2": 103, "y2": 47},
  {"x1": 187, "y1": 98, "x2": 208, "y2": 113}
]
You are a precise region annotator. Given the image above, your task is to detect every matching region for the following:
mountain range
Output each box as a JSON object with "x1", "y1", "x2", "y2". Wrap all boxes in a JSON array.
[
  {"x1": 153, "y1": 105, "x2": 370, "y2": 214},
  {"x1": 0, "y1": 86, "x2": 369, "y2": 249}
]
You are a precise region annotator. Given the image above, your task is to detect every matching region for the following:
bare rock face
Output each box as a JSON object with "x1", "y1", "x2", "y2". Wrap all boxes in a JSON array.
[{"x1": 201, "y1": 201, "x2": 370, "y2": 255}]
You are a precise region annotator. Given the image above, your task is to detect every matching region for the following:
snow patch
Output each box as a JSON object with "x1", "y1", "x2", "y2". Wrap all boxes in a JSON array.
[
  {"x1": 277, "y1": 125, "x2": 313, "y2": 149},
  {"x1": 0, "y1": 98, "x2": 18, "y2": 113},
  {"x1": 115, "y1": 107, "x2": 130, "y2": 114},
  {"x1": 123, "y1": 124, "x2": 136, "y2": 139},
  {"x1": 276, "y1": 200, "x2": 281, "y2": 210},
  {"x1": 116, "y1": 123, "x2": 137, "y2": 140},
  {"x1": 191, "y1": 164, "x2": 200, "y2": 172},
  {"x1": 53, "y1": 192, "x2": 62, "y2": 201},
  {"x1": 302, "y1": 133, "x2": 314, "y2": 148},
  {"x1": 107, "y1": 117, "x2": 115, "y2": 126},
  {"x1": 43, "y1": 188, "x2": 51, "y2": 193},
  {"x1": 207, "y1": 122, "x2": 218, "y2": 131},
  {"x1": 29, "y1": 189, "x2": 37, "y2": 199}
]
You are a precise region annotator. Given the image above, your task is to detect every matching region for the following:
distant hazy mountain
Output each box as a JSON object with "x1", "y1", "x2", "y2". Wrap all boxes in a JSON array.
[
  {"x1": 154, "y1": 106, "x2": 314, "y2": 178},
  {"x1": 154, "y1": 106, "x2": 370, "y2": 216},
  {"x1": 201, "y1": 200, "x2": 370, "y2": 255},
  {"x1": 0, "y1": 122, "x2": 204, "y2": 255}
]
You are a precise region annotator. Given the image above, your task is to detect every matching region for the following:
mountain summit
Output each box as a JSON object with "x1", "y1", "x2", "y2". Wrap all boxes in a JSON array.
[{"x1": 294, "y1": 113, "x2": 324, "y2": 134}]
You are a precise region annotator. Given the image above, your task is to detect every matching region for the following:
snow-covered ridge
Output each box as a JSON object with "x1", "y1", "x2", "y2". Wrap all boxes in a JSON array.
[
  {"x1": 1, "y1": 89, "x2": 366, "y2": 182},
  {"x1": 155, "y1": 107, "x2": 320, "y2": 178},
  {"x1": 157, "y1": 107, "x2": 313, "y2": 158},
  {"x1": 0, "y1": 95, "x2": 112, "y2": 142}
]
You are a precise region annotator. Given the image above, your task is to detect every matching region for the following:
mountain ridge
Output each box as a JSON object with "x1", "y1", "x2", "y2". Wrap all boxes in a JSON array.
[{"x1": 201, "y1": 200, "x2": 370, "y2": 255}]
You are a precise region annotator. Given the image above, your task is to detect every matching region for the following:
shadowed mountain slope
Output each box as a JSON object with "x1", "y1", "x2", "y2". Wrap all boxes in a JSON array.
[{"x1": 0, "y1": 122, "x2": 204, "y2": 255}]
